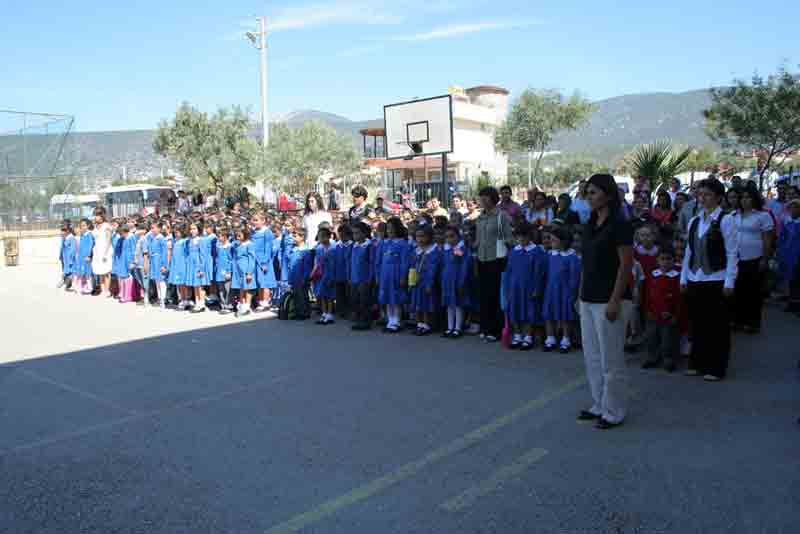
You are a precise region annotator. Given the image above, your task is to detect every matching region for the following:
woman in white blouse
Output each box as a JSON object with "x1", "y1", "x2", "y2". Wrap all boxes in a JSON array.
[
  {"x1": 732, "y1": 185, "x2": 775, "y2": 333},
  {"x1": 523, "y1": 190, "x2": 553, "y2": 226},
  {"x1": 302, "y1": 192, "x2": 332, "y2": 249}
]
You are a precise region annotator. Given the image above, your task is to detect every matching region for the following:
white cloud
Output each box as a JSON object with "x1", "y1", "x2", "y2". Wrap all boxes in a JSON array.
[{"x1": 392, "y1": 20, "x2": 538, "y2": 42}]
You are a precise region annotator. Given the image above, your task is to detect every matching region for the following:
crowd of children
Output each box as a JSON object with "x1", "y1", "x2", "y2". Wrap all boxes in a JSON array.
[{"x1": 56, "y1": 181, "x2": 800, "y2": 365}]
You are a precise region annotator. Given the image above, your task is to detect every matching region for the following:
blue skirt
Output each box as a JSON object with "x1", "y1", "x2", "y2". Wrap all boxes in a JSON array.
[{"x1": 411, "y1": 285, "x2": 438, "y2": 313}]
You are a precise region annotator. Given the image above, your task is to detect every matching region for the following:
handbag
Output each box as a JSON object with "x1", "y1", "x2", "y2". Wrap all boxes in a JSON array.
[{"x1": 495, "y1": 211, "x2": 508, "y2": 258}]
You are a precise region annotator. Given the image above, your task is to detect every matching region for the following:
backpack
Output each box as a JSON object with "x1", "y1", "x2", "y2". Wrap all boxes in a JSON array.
[{"x1": 278, "y1": 289, "x2": 295, "y2": 320}]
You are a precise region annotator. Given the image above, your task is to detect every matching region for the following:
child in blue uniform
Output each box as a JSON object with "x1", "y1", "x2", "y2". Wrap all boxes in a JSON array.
[
  {"x1": 313, "y1": 226, "x2": 338, "y2": 324},
  {"x1": 168, "y1": 224, "x2": 190, "y2": 309},
  {"x1": 77, "y1": 219, "x2": 95, "y2": 294},
  {"x1": 147, "y1": 222, "x2": 169, "y2": 308},
  {"x1": 378, "y1": 217, "x2": 410, "y2": 333},
  {"x1": 186, "y1": 222, "x2": 207, "y2": 313},
  {"x1": 349, "y1": 222, "x2": 374, "y2": 331},
  {"x1": 287, "y1": 228, "x2": 314, "y2": 320},
  {"x1": 441, "y1": 225, "x2": 472, "y2": 338},
  {"x1": 504, "y1": 224, "x2": 541, "y2": 350},
  {"x1": 542, "y1": 226, "x2": 582, "y2": 353},
  {"x1": 232, "y1": 227, "x2": 256, "y2": 317},
  {"x1": 410, "y1": 225, "x2": 442, "y2": 336},
  {"x1": 201, "y1": 221, "x2": 218, "y2": 307},
  {"x1": 214, "y1": 224, "x2": 234, "y2": 314},
  {"x1": 334, "y1": 224, "x2": 353, "y2": 319},
  {"x1": 252, "y1": 212, "x2": 276, "y2": 312},
  {"x1": 112, "y1": 225, "x2": 132, "y2": 298},
  {"x1": 371, "y1": 222, "x2": 386, "y2": 325},
  {"x1": 779, "y1": 200, "x2": 800, "y2": 313},
  {"x1": 59, "y1": 225, "x2": 77, "y2": 291}
]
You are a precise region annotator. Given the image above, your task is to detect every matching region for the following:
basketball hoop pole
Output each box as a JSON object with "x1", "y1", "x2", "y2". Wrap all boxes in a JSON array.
[{"x1": 441, "y1": 154, "x2": 448, "y2": 209}]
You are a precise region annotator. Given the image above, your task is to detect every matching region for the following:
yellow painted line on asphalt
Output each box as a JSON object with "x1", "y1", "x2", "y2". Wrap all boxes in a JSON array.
[
  {"x1": 265, "y1": 376, "x2": 586, "y2": 534},
  {"x1": 440, "y1": 447, "x2": 549, "y2": 513}
]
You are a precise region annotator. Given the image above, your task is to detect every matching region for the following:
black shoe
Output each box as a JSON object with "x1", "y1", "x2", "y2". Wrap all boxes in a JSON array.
[
  {"x1": 520, "y1": 341, "x2": 533, "y2": 351},
  {"x1": 441, "y1": 330, "x2": 453, "y2": 338},
  {"x1": 642, "y1": 359, "x2": 661, "y2": 369},
  {"x1": 510, "y1": 340, "x2": 522, "y2": 350},
  {"x1": 596, "y1": 418, "x2": 623, "y2": 429},
  {"x1": 418, "y1": 327, "x2": 431, "y2": 337},
  {"x1": 559, "y1": 344, "x2": 571, "y2": 354},
  {"x1": 451, "y1": 330, "x2": 463, "y2": 339},
  {"x1": 577, "y1": 410, "x2": 600, "y2": 421},
  {"x1": 543, "y1": 342, "x2": 556, "y2": 353}
]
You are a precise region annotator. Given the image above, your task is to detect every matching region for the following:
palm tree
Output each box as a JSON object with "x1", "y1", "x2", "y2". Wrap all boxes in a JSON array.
[{"x1": 627, "y1": 140, "x2": 691, "y2": 191}]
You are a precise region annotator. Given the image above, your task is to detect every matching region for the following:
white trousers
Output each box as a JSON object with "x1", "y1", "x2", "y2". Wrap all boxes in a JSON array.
[{"x1": 579, "y1": 300, "x2": 631, "y2": 424}]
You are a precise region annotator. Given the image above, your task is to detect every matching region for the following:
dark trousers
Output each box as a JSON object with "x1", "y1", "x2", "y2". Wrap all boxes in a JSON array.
[
  {"x1": 645, "y1": 321, "x2": 679, "y2": 365},
  {"x1": 217, "y1": 280, "x2": 232, "y2": 308},
  {"x1": 351, "y1": 282, "x2": 372, "y2": 326},
  {"x1": 790, "y1": 261, "x2": 800, "y2": 310},
  {"x1": 336, "y1": 282, "x2": 350, "y2": 318},
  {"x1": 293, "y1": 283, "x2": 310, "y2": 319},
  {"x1": 687, "y1": 281, "x2": 731, "y2": 378},
  {"x1": 734, "y1": 258, "x2": 764, "y2": 330},
  {"x1": 478, "y1": 258, "x2": 506, "y2": 338}
]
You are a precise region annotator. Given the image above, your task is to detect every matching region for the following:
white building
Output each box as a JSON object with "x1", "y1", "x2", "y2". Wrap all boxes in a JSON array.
[{"x1": 361, "y1": 85, "x2": 510, "y2": 200}]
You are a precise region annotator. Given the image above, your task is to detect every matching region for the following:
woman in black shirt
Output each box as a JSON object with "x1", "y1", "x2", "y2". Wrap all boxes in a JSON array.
[{"x1": 578, "y1": 174, "x2": 634, "y2": 429}]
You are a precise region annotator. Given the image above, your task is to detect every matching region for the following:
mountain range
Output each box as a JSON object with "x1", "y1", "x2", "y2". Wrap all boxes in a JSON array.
[{"x1": 52, "y1": 88, "x2": 716, "y2": 182}]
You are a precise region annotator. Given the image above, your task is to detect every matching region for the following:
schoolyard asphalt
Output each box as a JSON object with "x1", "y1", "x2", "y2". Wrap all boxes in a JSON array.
[{"x1": 0, "y1": 264, "x2": 798, "y2": 534}]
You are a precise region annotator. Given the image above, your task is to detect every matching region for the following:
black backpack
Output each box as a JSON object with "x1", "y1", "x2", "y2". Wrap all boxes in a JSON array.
[{"x1": 278, "y1": 289, "x2": 294, "y2": 320}]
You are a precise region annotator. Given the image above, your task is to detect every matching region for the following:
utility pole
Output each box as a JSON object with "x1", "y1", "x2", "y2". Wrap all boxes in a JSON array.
[{"x1": 247, "y1": 17, "x2": 269, "y2": 149}]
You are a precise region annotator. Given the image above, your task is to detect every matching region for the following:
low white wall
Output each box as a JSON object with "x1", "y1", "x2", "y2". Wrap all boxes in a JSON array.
[{"x1": 1, "y1": 236, "x2": 61, "y2": 266}]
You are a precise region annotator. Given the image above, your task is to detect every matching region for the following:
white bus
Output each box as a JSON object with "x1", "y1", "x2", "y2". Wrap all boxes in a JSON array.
[
  {"x1": 49, "y1": 194, "x2": 100, "y2": 221},
  {"x1": 99, "y1": 184, "x2": 176, "y2": 218}
]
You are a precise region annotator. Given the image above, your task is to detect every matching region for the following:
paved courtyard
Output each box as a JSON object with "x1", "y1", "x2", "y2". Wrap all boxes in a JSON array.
[{"x1": 1, "y1": 264, "x2": 798, "y2": 534}]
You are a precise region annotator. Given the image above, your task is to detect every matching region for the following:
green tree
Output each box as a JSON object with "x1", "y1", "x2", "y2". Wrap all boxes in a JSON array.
[
  {"x1": 264, "y1": 121, "x2": 361, "y2": 194},
  {"x1": 704, "y1": 67, "x2": 800, "y2": 190},
  {"x1": 543, "y1": 159, "x2": 609, "y2": 190},
  {"x1": 627, "y1": 141, "x2": 691, "y2": 191},
  {"x1": 153, "y1": 103, "x2": 260, "y2": 197},
  {"x1": 495, "y1": 88, "x2": 596, "y2": 190}
]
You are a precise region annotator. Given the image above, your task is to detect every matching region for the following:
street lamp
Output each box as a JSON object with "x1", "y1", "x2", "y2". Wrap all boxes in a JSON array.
[{"x1": 245, "y1": 17, "x2": 269, "y2": 149}]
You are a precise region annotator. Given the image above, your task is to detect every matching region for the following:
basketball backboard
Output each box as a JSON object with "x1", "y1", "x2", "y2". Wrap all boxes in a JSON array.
[{"x1": 384, "y1": 95, "x2": 453, "y2": 160}]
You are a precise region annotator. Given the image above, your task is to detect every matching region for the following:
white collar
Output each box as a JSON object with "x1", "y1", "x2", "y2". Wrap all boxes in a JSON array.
[
  {"x1": 416, "y1": 244, "x2": 437, "y2": 255},
  {"x1": 550, "y1": 249, "x2": 575, "y2": 256},
  {"x1": 701, "y1": 206, "x2": 723, "y2": 222},
  {"x1": 635, "y1": 244, "x2": 658, "y2": 256},
  {"x1": 355, "y1": 240, "x2": 370, "y2": 248},
  {"x1": 652, "y1": 269, "x2": 680, "y2": 278},
  {"x1": 443, "y1": 240, "x2": 465, "y2": 251}
]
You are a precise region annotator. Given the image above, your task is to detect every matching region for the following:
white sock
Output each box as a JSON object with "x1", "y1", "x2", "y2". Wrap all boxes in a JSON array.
[
  {"x1": 455, "y1": 308, "x2": 464, "y2": 331},
  {"x1": 447, "y1": 307, "x2": 456, "y2": 331},
  {"x1": 561, "y1": 336, "x2": 571, "y2": 348},
  {"x1": 513, "y1": 333, "x2": 522, "y2": 342},
  {"x1": 524, "y1": 335, "x2": 533, "y2": 343},
  {"x1": 545, "y1": 336, "x2": 556, "y2": 345},
  {"x1": 421, "y1": 323, "x2": 430, "y2": 330}
]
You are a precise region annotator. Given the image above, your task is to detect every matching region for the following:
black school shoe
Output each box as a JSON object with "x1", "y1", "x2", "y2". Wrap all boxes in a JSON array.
[
  {"x1": 595, "y1": 418, "x2": 624, "y2": 430},
  {"x1": 542, "y1": 342, "x2": 556, "y2": 353},
  {"x1": 510, "y1": 339, "x2": 522, "y2": 350},
  {"x1": 577, "y1": 410, "x2": 600, "y2": 421}
]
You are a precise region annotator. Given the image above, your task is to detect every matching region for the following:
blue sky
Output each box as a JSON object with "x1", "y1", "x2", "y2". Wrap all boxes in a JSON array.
[{"x1": 2, "y1": 0, "x2": 798, "y2": 132}]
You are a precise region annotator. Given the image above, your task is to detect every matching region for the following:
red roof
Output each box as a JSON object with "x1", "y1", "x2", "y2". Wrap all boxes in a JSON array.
[{"x1": 359, "y1": 127, "x2": 386, "y2": 136}]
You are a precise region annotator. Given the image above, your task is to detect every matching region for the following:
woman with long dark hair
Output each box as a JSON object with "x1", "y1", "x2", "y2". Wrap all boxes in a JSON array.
[
  {"x1": 577, "y1": 174, "x2": 634, "y2": 429},
  {"x1": 732, "y1": 185, "x2": 774, "y2": 333},
  {"x1": 302, "y1": 192, "x2": 332, "y2": 248}
]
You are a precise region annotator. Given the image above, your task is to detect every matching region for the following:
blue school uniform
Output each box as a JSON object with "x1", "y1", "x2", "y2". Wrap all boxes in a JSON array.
[
  {"x1": 168, "y1": 238, "x2": 189, "y2": 285},
  {"x1": 146, "y1": 234, "x2": 168, "y2": 282},
  {"x1": 505, "y1": 245, "x2": 539, "y2": 324},
  {"x1": 410, "y1": 244, "x2": 442, "y2": 313},
  {"x1": 378, "y1": 238, "x2": 410, "y2": 306},
  {"x1": 112, "y1": 233, "x2": 132, "y2": 279},
  {"x1": 371, "y1": 239, "x2": 384, "y2": 285},
  {"x1": 252, "y1": 227, "x2": 277, "y2": 289},
  {"x1": 200, "y1": 233, "x2": 217, "y2": 282},
  {"x1": 77, "y1": 231, "x2": 94, "y2": 276},
  {"x1": 287, "y1": 245, "x2": 314, "y2": 289},
  {"x1": 232, "y1": 240, "x2": 257, "y2": 290},
  {"x1": 778, "y1": 217, "x2": 800, "y2": 285},
  {"x1": 349, "y1": 241, "x2": 373, "y2": 285},
  {"x1": 124, "y1": 233, "x2": 138, "y2": 272},
  {"x1": 279, "y1": 231, "x2": 295, "y2": 283},
  {"x1": 334, "y1": 241, "x2": 353, "y2": 283},
  {"x1": 542, "y1": 249, "x2": 582, "y2": 321},
  {"x1": 313, "y1": 242, "x2": 337, "y2": 299},
  {"x1": 186, "y1": 236, "x2": 207, "y2": 287},
  {"x1": 214, "y1": 242, "x2": 234, "y2": 283},
  {"x1": 61, "y1": 234, "x2": 77, "y2": 275},
  {"x1": 441, "y1": 241, "x2": 472, "y2": 309}
]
